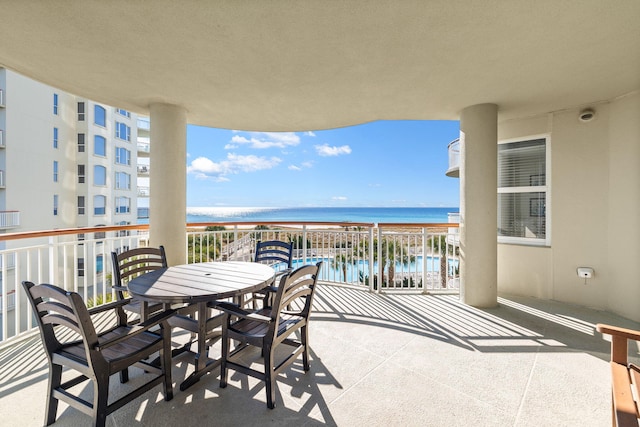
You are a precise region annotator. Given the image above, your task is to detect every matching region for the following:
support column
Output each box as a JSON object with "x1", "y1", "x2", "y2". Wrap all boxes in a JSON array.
[
  {"x1": 149, "y1": 103, "x2": 187, "y2": 266},
  {"x1": 459, "y1": 104, "x2": 498, "y2": 307}
]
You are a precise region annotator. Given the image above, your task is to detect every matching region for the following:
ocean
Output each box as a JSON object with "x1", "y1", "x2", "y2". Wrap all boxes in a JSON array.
[{"x1": 185, "y1": 207, "x2": 459, "y2": 224}]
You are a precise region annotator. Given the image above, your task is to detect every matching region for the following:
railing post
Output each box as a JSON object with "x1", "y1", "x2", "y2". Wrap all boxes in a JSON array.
[
  {"x1": 368, "y1": 226, "x2": 374, "y2": 292},
  {"x1": 302, "y1": 225, "x2": 308, "y2": 262},
  {"x1": 376, "y1": 226, "x2": 383, "y2": 294},
  {"x1": 48, "y1": 236, "x2": 57, "y2": 286},
  {"x1": 422, "y1": 227, "x2": 428, "y2": 294}
]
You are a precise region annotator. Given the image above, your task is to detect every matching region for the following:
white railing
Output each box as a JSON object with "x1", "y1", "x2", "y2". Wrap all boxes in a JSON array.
[
  {"x1": 0, "y1": 129, "x2": 4, "y2": 147},
  {"x1": 0, "y1": 211, "x2": 20, "y2": 229},
  {"x1": 0, "y1": 170, "x2": 4, "y2": 187},
  {"x1": 0, "y1": 221, "x2": 460, "y2": 345},
  {"x1": 0, "y1": 88, "x2": 4, "y2": 107},
  {"x1": 137, "y1": 186, "x2": 150, "y2": 197},
  {"x1": 446, "y1": 138, "x2": 460, "y2": 177},
  {"x1": 137, "y1": 165, "x2": 149, "y2": 174},
  {"x1": 186, "y1": 221, "x2": 460, "y2": 292}
]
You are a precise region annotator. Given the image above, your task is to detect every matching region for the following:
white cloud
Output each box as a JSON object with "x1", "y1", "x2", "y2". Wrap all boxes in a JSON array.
[
  {"x1": 228, "y1": 132, "x2": 301, "y2": 149},
  {"x1": 301, "y1": 161, "x2": 314, "y2": 168},
  {"x1": 315, "y1": 144, "x2": 352, "y2": 156},
  {"x1": 288, "y1": 165, "x2": 302, "y2": 171},
  {"x1": 305, "y1": 131, "x2": 316, "y2": 137},
  {"x1": 332, "y1": 196, "x2": 348, "y2": 201},
  {"x1": 224, "y1": 143, "x2": 238, "y2": 149},
  {"x1": 187, "y1": 154, "x2": 281, "y2": 181}
]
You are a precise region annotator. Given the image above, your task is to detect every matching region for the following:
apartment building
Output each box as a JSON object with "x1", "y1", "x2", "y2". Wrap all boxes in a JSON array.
[{"x1": 0, "y1": 67, "x2": 139, "y2": 292}]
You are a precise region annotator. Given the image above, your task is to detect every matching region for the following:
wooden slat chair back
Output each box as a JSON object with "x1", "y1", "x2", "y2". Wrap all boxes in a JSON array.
[
  {"x1": 597, "y1": 323, "x2": 640, "y2": 427},
  {"x1": 250, "y1": 240, "x2": 294, "y2": 308},
  {"x1": 111, "y1": 246, "x2": 168, "y2": 321},
  {"x1": 22, "y1": 280, "x2": 174, "y2": 427},
  {"x1": 217, "y1": 261, "x2": 322, "y2": 408}
]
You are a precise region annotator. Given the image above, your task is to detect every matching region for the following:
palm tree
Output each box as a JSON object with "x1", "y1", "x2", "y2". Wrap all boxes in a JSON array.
[
  {"x1": 331, "y1": 253, "x2": 353, "y2": 282},
  {"x1": 427, "y1": 234, "x2": 458, "y2": 288},
  {"x1": 353, "y1": 237, "x2": 413, "y2": 287}
]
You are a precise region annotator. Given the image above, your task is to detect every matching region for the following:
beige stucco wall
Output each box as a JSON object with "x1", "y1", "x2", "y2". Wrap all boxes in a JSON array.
[{"x1": 497, "y1": 92, "x2": 640, "y2": 321}]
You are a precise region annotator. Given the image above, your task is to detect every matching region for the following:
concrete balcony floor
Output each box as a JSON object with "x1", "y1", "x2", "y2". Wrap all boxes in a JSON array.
[{"x1": 2, "y1": 284, "x2": 639, "y2": 427}]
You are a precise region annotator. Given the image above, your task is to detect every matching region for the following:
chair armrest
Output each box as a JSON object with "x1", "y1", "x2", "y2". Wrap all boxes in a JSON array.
[
  {"x1": 215, "y1": 301, "x2": 271, "y2": 323},
  {"x1": 87, "y1": 298, "x2": 130, "y2": 315},
  {"x1": 596, "y1": 324, "x2": 640, "y2": 341},
  {"x1": 112, "y1": 285, "x2": 128, "y2": 292},
  {"x1": 96, "y1": 308, "x2": 177, "y2": 350}
]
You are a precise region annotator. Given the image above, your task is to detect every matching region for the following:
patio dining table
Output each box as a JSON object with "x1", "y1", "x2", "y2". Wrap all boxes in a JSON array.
[{"x1": 127, "y1": 261, "x2": 276, "y2": 390}]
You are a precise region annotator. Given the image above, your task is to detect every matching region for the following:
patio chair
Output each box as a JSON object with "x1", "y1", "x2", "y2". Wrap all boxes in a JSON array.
[
  {"x1": 217, "y1": 261, "x2": 322, "y2": 409},
  {"x1": 113, "y1": 246, "x2": 223, "y2": 361},
  {"x1": 111, "y1": 246, "x2": 168, "y2": 322},
  {"x1": 248, "y1": 240, "x2": 294, "y2": 308},
  {"x1": 22, "y1": 281, "x2": 174, "y2": 427}
]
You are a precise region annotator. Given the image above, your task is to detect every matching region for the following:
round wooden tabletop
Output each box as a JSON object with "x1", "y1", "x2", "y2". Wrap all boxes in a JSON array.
[{"x1": 127, "y1": 261, "x2": 276, "y2": 304}]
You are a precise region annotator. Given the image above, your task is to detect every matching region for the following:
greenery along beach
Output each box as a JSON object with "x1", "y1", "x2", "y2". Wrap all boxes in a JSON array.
[{"x1": 186, "y1": 207, "x2": 459, "y2": 224}]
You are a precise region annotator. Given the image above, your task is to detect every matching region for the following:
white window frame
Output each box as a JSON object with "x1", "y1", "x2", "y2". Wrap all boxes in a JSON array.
[
  {"x1": 115, "y1": 122, "x2": 131, "y2": 142},
  {"x1": 115, "y1": 172, "x2": 131, "y2": 190},
  {"x1": 115, "y1": 147, "x2": 131, "y2": 165},
  {"x1": 497, "y1": 134, "x2": 551, "y2": 246},
  {"x1": 115, "y1": 196, "x2": 131, "y2": 214},
  {"x1": 94, "y1": 195, "x2": 106, "y2": 215},
  {"x1": 94, "y1": 165, "x2": 107, "y2": 186}
]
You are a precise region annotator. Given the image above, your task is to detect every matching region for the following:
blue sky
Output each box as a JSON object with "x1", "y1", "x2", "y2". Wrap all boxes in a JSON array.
[{"x1": 186, "y1": 120, "x2": 460, "y2": 208}]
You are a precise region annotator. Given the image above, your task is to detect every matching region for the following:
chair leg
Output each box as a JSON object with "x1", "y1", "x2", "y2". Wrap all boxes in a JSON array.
[
  {"x1": 45, "y1": 363, "x2": 62, "y2": 426},
  {"x1": 92, "y1": 373, "x2": 110, "y2": 427},
  {"x1": 219, "y1": 329, "x2": 229, "y2": 388},
  {"x1": 161, "y1": 327, "x2": 174, "y2": 401},
  {"x1": 119, "y1": 367, "x2": 129, "y2": 383},
  {"x1": 301, "y1": 325, "x2": 310, "y2": 371},
  {"x1": 264, "y1": 345, "x2": 276, "y2": 409}
]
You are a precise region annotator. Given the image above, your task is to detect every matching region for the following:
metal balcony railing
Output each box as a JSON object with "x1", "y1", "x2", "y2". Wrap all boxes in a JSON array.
[
  {"x1": 0, "y1": 211, "x2": 20, "y2": 228},
  {"x1": 0, "y1": 221, "x2": 459, "y2": 344},
  {"x1": 446, "y1": 138, "x2": 460, "y2": 177}
]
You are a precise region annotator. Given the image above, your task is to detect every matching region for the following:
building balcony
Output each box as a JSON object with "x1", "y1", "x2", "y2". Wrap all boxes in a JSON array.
[
  {"x1": 0, "y1": 170, "x2": 5, "y2": 188},
  {"x1": 0, "y1": 211, "x2": 20, "y2": 229},
  {"x1": 137, "y1": 137, "x2": 150, "y2": 157},
  {"x1": 0, "y1": 129, "x2": 4, "y2": 148},
  {"x1": 137, "y1": 164, "x2": 150, "y2": 175},
  {"x1": 0, "y1": 88, "x2": 4, "y2": 107},
  {"x1": 0, "y1": 222, "x2": 635, "y2": 425},
  {"x1": 445, "y1": 138, "x2": 460, "y2": 178},
  {"x1": 137, "y1": 185, "x2": 150, "y2": 197}
]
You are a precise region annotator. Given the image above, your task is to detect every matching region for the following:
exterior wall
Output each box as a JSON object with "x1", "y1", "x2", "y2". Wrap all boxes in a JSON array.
[{"x1": 497, "y1": 92, "x2": 640, "y2": 321}]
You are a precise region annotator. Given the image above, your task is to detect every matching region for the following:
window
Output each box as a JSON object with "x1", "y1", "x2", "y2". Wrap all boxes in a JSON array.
[
  {"x1": 53, "y1": 161, "x2": 58, "y2": 182},
  {"x1": 77, "y1": 133, "x2": 85, "y2": 152},
  {"x1": 115, "y1": 172, "x2": 131, "y2": 190},
  {"x1": 77, "y1": 258, "x2": 84, "y2": 277},
  {"x1": 94, "y1": 135, "x2": 106, "y2": 156},
  {"x1": 115, "y1": 122, "x2": 131, "y2": 141},
  {"x1": 116, "y1": 108, "x2": 130, "y2": 117},
  {"x1": 77, "y1": 102, "x2": 85, "y2": 121},
  {"x1": 115, "y1": 196, "x2": 131, "y2": 214},
  {"x1": 94, "y1": 105, "x2": 106, "y2": 127},
  {"x1": 53, "y1": 194, "x2": 58, "y2": 215},
  {"x1": 115, "y1": 147, "x2": 131, "y2": 165},
  {"x1": 53, "y1": 93, "x2": 58, "y2": 115},
  {"x1": 78, "y1": 196, "x2": 85, "y2": 215},
  {"x1": 78, "y1": 165, "x2": 85, "y2": 183},
  {"x1": 53, "y1": 127, "x2": 58, "y2": 148},
  {"x1": 94, "y1": 195, "x2": 106, "y2": 215},
  {"x1": 498, "y1": 136, "x2": 549, "y2": 245},
  {"x1": 94, "y1": 165, "x2": 106, "y2": 186}
]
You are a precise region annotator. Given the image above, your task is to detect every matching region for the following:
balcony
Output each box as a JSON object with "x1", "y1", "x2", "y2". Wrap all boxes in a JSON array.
[
  {"x1": 445, "y1": 138, "x2": 460, "y2": 177},
  {"x1": 137, "y1": 185, "x2": 150, "y2": 197},
  {"x1": 0, "y1": 129, "x2": 4, "y2": 148},
  {"x1": 0, "y1": 170, "x2": 4, "y2": 188},
  {"x1": 137, "y1": 164, "x2": 150, "y2": 175},
  {"x1": 0, "y1": 211, "x2": 19, "y2": 229},
  {"x1": 0, "y1": 88, "x2": 4, "y2": 107},
  {"x1": 0, "y1": 222, "x2": 636, "y2": 426},
  {"x1": 137, "y1": 137, "x2": 150, "y2": 157}
]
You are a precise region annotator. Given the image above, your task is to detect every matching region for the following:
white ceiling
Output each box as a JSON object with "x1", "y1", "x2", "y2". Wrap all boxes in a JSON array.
[{"x1": 1, "y1": 0, "x2": 638, "y2": 131}]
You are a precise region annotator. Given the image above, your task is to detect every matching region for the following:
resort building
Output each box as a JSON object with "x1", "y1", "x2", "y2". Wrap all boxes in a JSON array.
[{"x1": 0, "y1": 67, "x2": 139, "y2": 292}]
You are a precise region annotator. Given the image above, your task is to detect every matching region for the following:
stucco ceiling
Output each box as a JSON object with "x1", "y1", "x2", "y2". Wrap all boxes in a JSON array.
[{"x1": 0, "y1": 0, "x2": 638, "y2": 131}]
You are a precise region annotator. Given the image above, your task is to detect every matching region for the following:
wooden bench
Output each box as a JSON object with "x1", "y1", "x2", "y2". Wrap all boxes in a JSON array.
[{"x1": 597, "y1": 324, "x2": 640, "y2": 426}]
